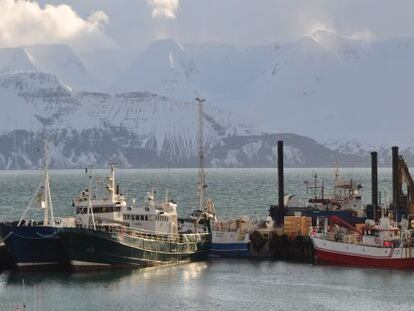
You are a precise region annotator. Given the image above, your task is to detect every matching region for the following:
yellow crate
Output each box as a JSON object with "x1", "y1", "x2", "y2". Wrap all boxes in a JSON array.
[{"x1": 283, "y1": 216, "x2": 312, "y2": 236}]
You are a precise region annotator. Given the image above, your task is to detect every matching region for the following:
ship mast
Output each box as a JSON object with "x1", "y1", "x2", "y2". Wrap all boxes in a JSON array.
[
  {"x1": 109, "y1": 163, "x2": 116, "y2": 202},
  {"x1": 196, "y1": 97, "x2": 206, "y2": 212},
  {"x1": 18, "y1": 139, "x2": 55, "y2": 226},
  {"x1": 43, "y1": 140, "x2": 49, "y2": 225},
  {"x1": 86, "y1": 165, "x2": 96, "y2": 230},
  {"x1": 44, "y1": 140, "x2": 55, "y2": 226}
]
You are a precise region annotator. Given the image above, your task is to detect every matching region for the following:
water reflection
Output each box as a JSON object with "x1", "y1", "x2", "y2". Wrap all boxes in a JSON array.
[
  {"x1": 1, "y1": 261, "x2": 414, "y2": 310},
  {"x1": 7, "y1": 269, "x2": 133, "y2": 287}
]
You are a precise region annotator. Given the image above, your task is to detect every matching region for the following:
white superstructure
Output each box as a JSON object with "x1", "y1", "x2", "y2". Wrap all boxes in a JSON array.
[{"x1": 73, "y1": 165, "x2": 178, "y2": 235}]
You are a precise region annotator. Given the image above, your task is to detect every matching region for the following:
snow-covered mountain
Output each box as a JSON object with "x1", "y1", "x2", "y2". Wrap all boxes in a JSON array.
[
  {"x1": 0, "y1": 48, "x2": 37, "y2": 73},
  {"x1": 252, "y1": 31, "x2": 414, "y2": 147},
  {"x1": 0, "y1": 71, "x2": 259, "y2": 168},
  {"x1": 0, "y1": 70, "x2": 379, "y2": 169},
  {"x1": 111, "y1": 39, "x2": 200, "y2": 101},
  {"x1": 0, "y1": 44, "x2": 97, "y2": 91},
  {"x1": 1, "y1": 32, "x2": 413, "y2": 168},
  {"x1": 3, "y1": 34, "x2": 411, "y2": 150},
  {"x1": 107, "y1": 32, "x2": 414, "y2": 149}
]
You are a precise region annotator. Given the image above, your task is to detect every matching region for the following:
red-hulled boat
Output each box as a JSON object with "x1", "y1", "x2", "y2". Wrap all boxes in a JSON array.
[{"x1": 310, "y1": 215, "x2": 414, "y2": 269}]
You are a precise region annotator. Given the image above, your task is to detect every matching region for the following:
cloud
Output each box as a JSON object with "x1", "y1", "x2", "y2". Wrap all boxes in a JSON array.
[
  {"x1": 350, "y1": 30, "x2": 375, "y2": 41},
  {"x1": 0, "y1": 0, "x2": 115, "y2": 52},
  {"x1": 147, "y1": 0, "x2": 179, "y2": 19}
]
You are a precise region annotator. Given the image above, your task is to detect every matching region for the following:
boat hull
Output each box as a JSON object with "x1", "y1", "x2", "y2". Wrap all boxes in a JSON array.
[
  {"x1": 3, "y1": 225, "x2": 68, "y2": 269},
  {"x1": 58, "y1": 227, "x2": 211, "y2": 270},
  {"x1": 311, "y1": 235, "x2": 414, "y2": 269},
  {"x1": 210, "y1": 242, "x2": 251, "y2": 258},
  {"x1": 211, "y1": 230, "x2": 272, "y2": 258}
]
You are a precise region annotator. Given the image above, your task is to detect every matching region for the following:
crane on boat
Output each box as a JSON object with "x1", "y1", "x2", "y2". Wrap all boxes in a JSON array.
[{"x1": 397, "y1": 155, "x2": 414, "y2": 215}]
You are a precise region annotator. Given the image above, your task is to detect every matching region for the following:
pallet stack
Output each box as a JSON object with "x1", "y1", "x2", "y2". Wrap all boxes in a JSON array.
[{"x1": 283, "y1": 216, "x2": 312, "y2": 238}]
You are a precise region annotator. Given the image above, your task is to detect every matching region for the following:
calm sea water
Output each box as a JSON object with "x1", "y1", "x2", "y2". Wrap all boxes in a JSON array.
[{"x1": 1, "y1": 168, "x2": 413, "y2": 311}]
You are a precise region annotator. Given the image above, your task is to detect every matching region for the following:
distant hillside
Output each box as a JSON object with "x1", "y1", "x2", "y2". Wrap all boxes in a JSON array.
[{"x1": 1, "y1": 36, "x2": 414, "y2": 168}]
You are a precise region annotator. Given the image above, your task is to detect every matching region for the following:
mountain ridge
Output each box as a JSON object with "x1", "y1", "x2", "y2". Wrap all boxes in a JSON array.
[{"x1": 0, "y1": 33, "x2": 413, "y2": 167}]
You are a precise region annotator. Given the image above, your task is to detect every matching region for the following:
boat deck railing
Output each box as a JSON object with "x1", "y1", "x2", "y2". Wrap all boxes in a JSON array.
[
  {"x1": 213, "y1": 216, "x2": 270, "y2": 233},
  {"x1": 76, "y1": 223, "x2": 210, "y2": 244},
  {"x1": 311, "y1": 228, "x2": 361, "y2": 245}
]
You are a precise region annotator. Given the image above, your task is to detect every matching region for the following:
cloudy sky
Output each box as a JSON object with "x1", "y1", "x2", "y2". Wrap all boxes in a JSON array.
[{"x1": 1, "y1": 0, "x2": 414, "y2": 53}]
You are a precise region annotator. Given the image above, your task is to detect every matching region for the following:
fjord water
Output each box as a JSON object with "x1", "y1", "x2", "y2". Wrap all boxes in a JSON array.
[{"x1": 0, "y1": 168, "x2": 413, "y2": 311}]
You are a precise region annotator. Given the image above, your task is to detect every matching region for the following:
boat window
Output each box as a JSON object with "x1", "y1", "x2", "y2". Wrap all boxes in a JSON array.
[
  {"x1": 140, "y1": 215, "x2": 144, "y2": 221},
  {"x1": 145, "y1": 215, "x2": 148, "y2": 221}
]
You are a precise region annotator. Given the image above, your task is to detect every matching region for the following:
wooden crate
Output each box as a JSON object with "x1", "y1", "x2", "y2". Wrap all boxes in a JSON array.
[
  {"x1": 283, "y1": 216, "x2": 312, "y2": 237},
  {"x1": 301, "y1": 217, "x2": 312, "y2": 235}
]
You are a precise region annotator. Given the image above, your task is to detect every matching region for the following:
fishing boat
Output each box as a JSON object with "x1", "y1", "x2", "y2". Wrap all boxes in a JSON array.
[
  {"x1": 1, "y1": 143, "x2": 71, "y2": 269},
  {"x1": 209, "y1": 169, "x2": 364, "y2": 259},
  {"x1": 57, "y1": 100, "x2": 212, "y2": 269},
  {"x1": 58, "y1": 190, "x2": 211, "y2": 269},
  {"x1": 1, "y1": 151, "x2": 127, "y2": 269},
  {"x1": 310, "y1": 215, "x2": 414, "y2": 269},
  {"x1": 210, "y1": 216, "x2": 275, "y2": 258},
  {"x1": 271, "y1": 169, "x2": 367, "y2": 226}
]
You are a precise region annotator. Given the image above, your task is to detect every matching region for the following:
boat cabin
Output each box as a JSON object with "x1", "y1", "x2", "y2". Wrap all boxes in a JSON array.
[
  {"x1": 121, "y1": 191, "x2": 178, "y2": 235},
  {"x1": 72, "y1": 166, "x2": 127, "y2": 227}
]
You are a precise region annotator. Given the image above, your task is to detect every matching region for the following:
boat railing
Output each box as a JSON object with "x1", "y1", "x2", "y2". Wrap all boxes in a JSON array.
[
  {"x1": 213, "y1": 219, "x2": 254, "y2": 233},
  {"x1": 311, "y1": 227, "x2": 360, "y2": 244},
  {"x1": 80, "y1": 224, "x2": 209, "y2": 243}
]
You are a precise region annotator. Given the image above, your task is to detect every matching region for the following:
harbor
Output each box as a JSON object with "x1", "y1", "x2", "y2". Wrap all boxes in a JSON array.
[
  {"x1": 0, "y1": 104, "x2": 413, "y2": 308},
  {"x1": 0, "y1": 167, "x2": 413, "y2": 310},
  {"x1": 1, "y1": 140, "x2": 414, "y2": 269},
  {"x1": 1, "y1": 1, "x2": 414, "y2": 309}
]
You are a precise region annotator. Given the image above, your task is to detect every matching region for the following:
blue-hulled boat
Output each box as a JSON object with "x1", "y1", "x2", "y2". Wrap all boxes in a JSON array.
[
  {"x1": 1, "y1": 143, "x2": 70, "y2": 269},
  {"x1": 210, "y1": 216, "x2": 274, "y2": 258},
  {"x1": 210, "y1": 241, "x2": 250, "y2": 258},
  {"x1": 2, "y1": 223, "x2": 67, "y2": 269}
]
